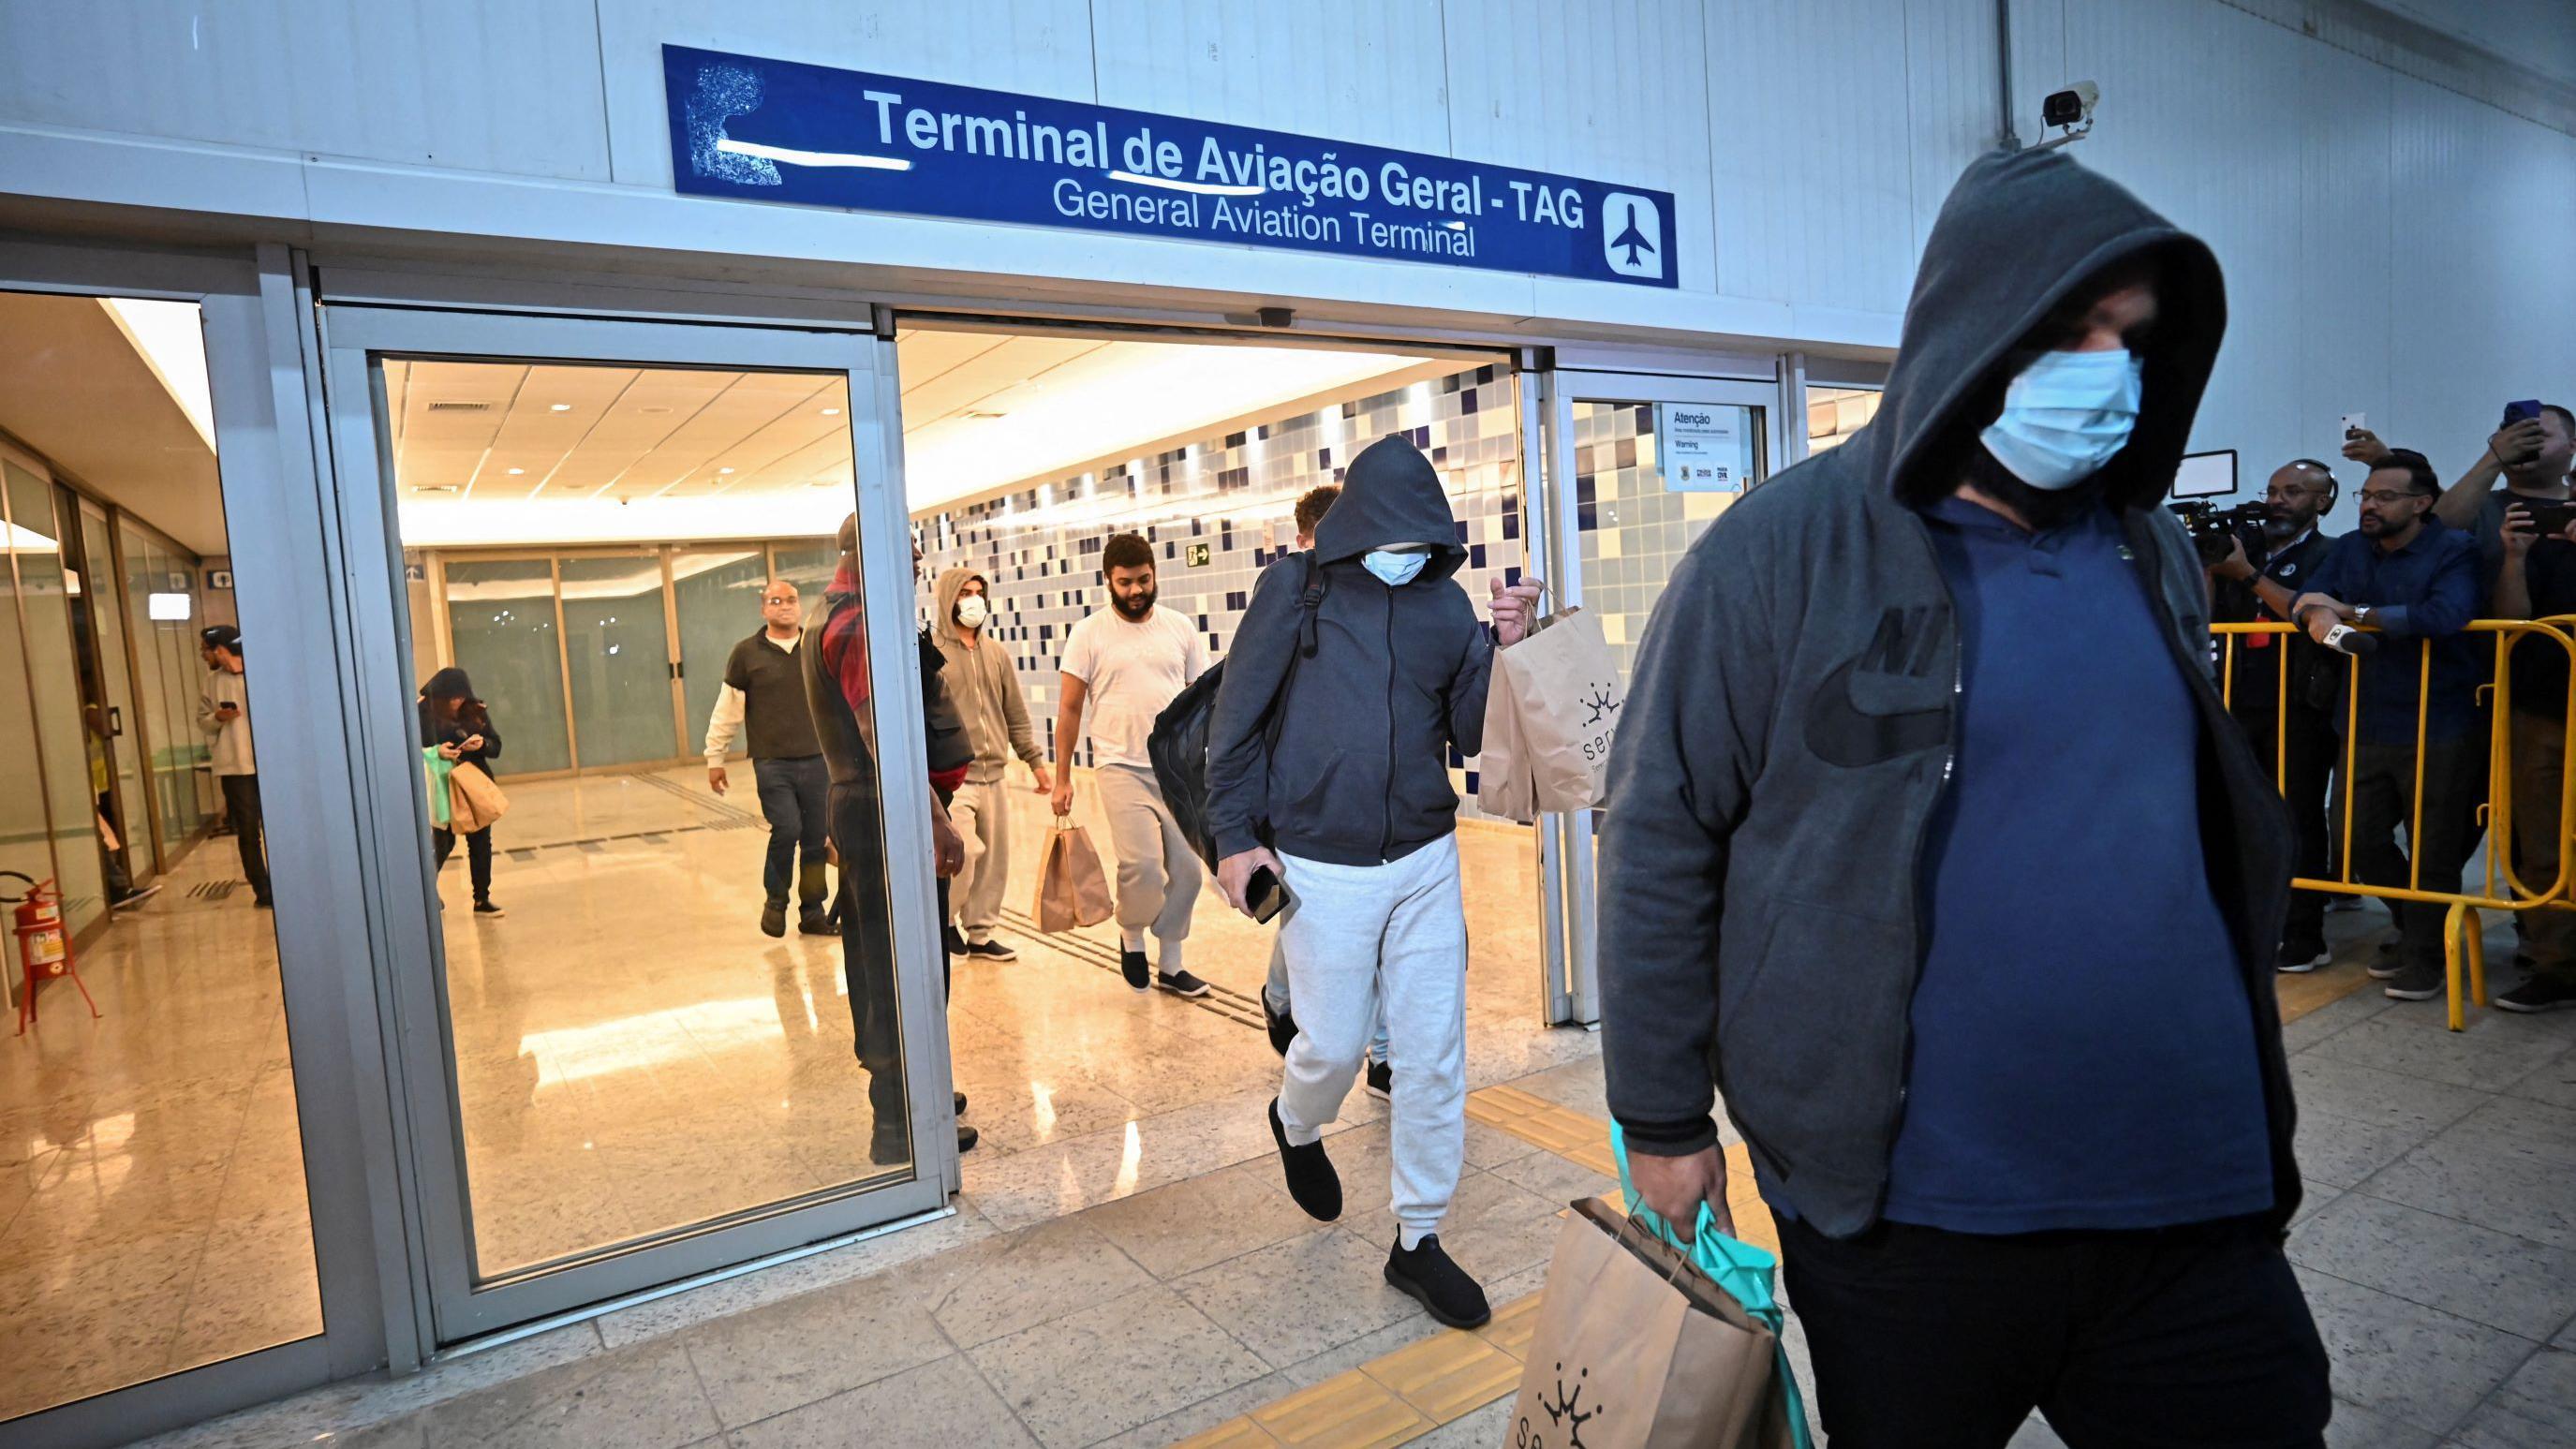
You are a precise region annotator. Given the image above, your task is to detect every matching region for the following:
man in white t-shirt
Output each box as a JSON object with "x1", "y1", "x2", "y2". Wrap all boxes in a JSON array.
[{"x1": 1053, "y1": 531, "x2": 1212, "y2": 996}]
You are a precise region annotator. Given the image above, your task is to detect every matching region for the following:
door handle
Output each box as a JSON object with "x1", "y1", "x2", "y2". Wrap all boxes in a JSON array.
[{"x1": 108, "y1": 706, "x2": 123, "y2": 737}]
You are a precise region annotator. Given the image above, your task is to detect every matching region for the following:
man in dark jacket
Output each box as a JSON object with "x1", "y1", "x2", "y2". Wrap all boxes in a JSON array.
[
  {"x1": 1600, "y1": 150, "x2": 2327, "y2": 1446},
  {"x1": 1207, "y1": 435, "x2": 1540, "y2": 1329},
  {"x1": 807, "y1": 517, "x2": 977, "y2": 1164},
  {"x1": 2208, "y1": 459, "x2": 2343, "y2": 970}
]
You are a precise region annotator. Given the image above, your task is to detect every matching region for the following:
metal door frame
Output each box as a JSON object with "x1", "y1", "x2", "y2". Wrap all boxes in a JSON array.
[
  {"x1": 316, "y1": 301, "x2": 953, "y2": 1345},
  {"x1": 1534, "y1": 367, "x2": 1787, "y2": 1025}
]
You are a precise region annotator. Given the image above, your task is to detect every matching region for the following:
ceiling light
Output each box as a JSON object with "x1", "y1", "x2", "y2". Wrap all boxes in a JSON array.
[
  {"x1": 965, "y1": 409, "x2": 1008, "y2": 421},
  {"x1": 549, "y1": 403, "x2": 572, "y2": 412},
  {"x1": 718, "y1": 466, "x2": 735, "y2": 474},
  {"x1": 506, "y1": 467, "x2": 526, "y2": 475},
  {"x1": 822, "y1": 407, "x2": 842, "y2": 416}
]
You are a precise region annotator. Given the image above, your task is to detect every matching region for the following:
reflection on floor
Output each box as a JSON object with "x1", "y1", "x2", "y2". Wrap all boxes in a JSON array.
[
  {"x1": 0, "y1": 837, "x2": 318, "y2": 1424},
  {"x1": 441, "y1": 764, "x2": 1559, "y2": 1277}
]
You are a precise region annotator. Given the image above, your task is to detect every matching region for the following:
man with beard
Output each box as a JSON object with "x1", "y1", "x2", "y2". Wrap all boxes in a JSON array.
[
  {"x1": 2343, "y1": 402, "x2": 2576, "y2": 586},
  {"x1": 1601, "y1": 150, "x2": 2327, "y2": 1445},
  {"x1": 1052, "y1": 531, "x2": 1212, "y2": 995},
  {"x1": 2290, "y1": 450, "x2": 2483, "y2": 1002},
  {"x1": 2208, "y1": 460, "x2": 2343, "y2": 970}
]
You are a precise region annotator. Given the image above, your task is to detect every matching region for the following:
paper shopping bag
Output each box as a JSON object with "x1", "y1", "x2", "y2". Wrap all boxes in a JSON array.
[
  {"x1": 1485, "y1": 607, "x2": 1624, "y2": 818},
  {"x1": 1474, "y1": 648, "x2": 1540, "y2": 823},
  {"x1": 1505, "y1": 1197, "x2": 1801, "y2": 1449},
  {"x1": 447, "y1": 760, "x2": 510, "y2": 834},
  {"x1": 1033, "y1": 820, "x2": 1115, "y2": 932}
]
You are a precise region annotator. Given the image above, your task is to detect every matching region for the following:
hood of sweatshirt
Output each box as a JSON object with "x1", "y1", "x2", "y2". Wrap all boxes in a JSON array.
[
  {"x1": 1311, "y1": 435, "x2": 1466, "y2": 583},
  {"x1": 421, "y1": 667, "x2": 478, "y2": 703},
  {"x1": 1861, "y1": 146, "x2": 2227, "y2": 511},
  {"x1": 931, "y1": 565, "x2": 988, "y2": 645}
]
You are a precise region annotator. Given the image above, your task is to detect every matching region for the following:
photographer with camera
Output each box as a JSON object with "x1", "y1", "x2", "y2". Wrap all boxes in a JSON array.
[
  {"x1": 2345, "y1": 403, "x2": 2575, "y2": 584},
  {"x1": 2480, "y1": 499, "x2": 2576, "y2": 1013},
  {"x1": 2208, "y1": 460, "x2": 2342, "y2": 970},
  {"x1": 2288, "y1": 450, "x2": 2484, "y2": 1002}
]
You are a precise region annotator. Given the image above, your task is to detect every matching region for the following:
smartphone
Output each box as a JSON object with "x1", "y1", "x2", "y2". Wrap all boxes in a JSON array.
[
  {"x1": 1247, "y1": 865, "x2": 1293, "y2": 924},
  {"x1": 2506, "y1": 400, "x2": 2543, "y2": 427},
  {"x1": 2515, "y1": 498, "x2": 2576, "y2": 539},
  {"x1": 2341, "y1": 411, "x2": 2366, "y2": 438}
]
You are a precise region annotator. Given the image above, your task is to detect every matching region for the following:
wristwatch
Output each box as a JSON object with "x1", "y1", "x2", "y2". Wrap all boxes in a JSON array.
[{"x1": 2351, "y1": 605, "x2": 2375, "y2": 623}]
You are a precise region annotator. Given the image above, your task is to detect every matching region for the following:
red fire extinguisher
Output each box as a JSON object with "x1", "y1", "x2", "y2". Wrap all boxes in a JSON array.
[{"x1": 4, "y1": 871, "x2": 100, "y2": 1035}]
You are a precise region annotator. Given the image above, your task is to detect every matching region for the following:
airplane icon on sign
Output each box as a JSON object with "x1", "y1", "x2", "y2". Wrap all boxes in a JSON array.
[{"x1": 1599, "y1": 192, "x2": 1664, "y2": 279}]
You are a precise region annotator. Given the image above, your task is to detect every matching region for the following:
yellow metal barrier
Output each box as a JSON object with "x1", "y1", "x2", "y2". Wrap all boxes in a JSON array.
[{"x1": 2213, "y1": 618, "x2": 2576, "y2": 1030}]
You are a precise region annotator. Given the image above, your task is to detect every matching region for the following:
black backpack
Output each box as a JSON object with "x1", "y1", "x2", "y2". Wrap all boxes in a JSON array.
[{"x1": 1149, "y1": 554, "x2": 1325, "y2": 869}]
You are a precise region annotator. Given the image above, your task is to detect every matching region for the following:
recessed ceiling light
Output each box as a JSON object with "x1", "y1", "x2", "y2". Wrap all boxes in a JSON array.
[
  {"x1": 822, "y1": 407, "x2": 842, "y2": 416},
  {"x1": 718, "y1": 466, "x2": 735, "y2": 475},
  {"x1": 640, "y1": 406, "x2": 674, "y2": 415},
  {"x1": 506, "y1": 467, "x2": 526, "y2": 475},
  {"x1": 549, "y1": 403, "x2": 572, "y2": 412}
]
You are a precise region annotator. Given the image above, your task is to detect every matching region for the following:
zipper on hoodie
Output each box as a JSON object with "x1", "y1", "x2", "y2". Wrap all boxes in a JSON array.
[
  {"x1": 1873, "y1": 521, "x2": 1961, "y2": 1215},
  {"x1": 1381, "y1": 583, "x2": 1397, "y2": 862}
]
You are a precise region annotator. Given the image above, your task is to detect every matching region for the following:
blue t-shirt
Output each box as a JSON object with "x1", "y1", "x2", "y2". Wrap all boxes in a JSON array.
[{"x1": 1880, "y1": 496, "x2": 2274, "y2": 1234}]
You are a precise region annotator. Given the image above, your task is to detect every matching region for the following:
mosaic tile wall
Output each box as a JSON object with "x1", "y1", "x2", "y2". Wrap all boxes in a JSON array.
[
  {"x1": 915, "y1": 363, "x2": 1531, "y2": 822},
  {"x1": 1572, "y1": 400, "x2": 1767, "y2": 688}
]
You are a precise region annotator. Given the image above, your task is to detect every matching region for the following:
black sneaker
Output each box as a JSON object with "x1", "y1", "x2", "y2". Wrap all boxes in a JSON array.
[
  {"x1": 1269, "y1": 1097, "x2": 1341, "y2": 1221},
  {"x1": 1157, "y1": 969, "x2": 1211, "y2": 998},
  {"x1": 2383, "y1": 959, "x2": 2445, "y2": 1001},
  {"x1": 1384, "y1": 1235, "x2": 1490, "y2": 1328},
  {"x1": 110, "y1": 882, "x2": 163, "y2": 908},
  {"x1": 2369, "y1": 939, "x2": 2405, "y2": 980},
  {"x1": 957, "y1": 1123, "x2": 980, "y2": 1154},
  {"x1": 253, "y1": 895, "x2": 274, "y2": 910},
  {"x1": 761, "y1": 898, "x2": 788, "y2": 938},
  {"x1": 1263, "y1": 995, "x2": 1298, "y2": 1057},
  {"x1": 954, "y1": 1090, "x2": 970, "y2": 1115},
  {"x1": 1121, "y1": 949, "x2": 1150, "y2": 992},
  {"x1": 2495, "y1": 974, "x2": 2576, "y2": 1013},
  {"x1": 473, "y1": 900, "x2": 505, "y2": 918},
  {"x1": 2276, "y1": 939, "x2": 2330, "y2": 974},
  {"x1": 944, "y1": 924, "x2": 969, "y2": 957},
  {"x1": 1364, "y1": 1057, "x2": 1393, "y2": 1101},
  {"x1": 798, "y1": 907, "x2": 833, "y2": 937},
  {"x1": 964, "y1": 939, "x2": 1017, "y2": 962}
]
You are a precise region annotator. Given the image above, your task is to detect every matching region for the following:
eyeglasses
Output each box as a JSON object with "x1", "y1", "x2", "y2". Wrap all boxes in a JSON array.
[{"x1": 2356, "y1": 490, "x2": 2423, "y2": 506}]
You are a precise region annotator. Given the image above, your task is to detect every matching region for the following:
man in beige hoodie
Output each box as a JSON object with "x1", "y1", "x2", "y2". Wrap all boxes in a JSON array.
[{"x1": 931, "y1": 565, "x2": 1049, "y2": 960}]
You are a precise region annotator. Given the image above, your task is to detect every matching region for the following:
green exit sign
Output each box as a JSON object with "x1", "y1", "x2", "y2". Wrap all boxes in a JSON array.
[{"x1": 1185, "y1": 543, "x2": 1211, "y2": 567}]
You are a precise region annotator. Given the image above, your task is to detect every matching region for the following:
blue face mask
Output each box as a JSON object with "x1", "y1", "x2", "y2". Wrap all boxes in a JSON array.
[
  {"x1": 1978, "y1": 348, "x2": 2145, "y2": 490},
  {"x1": 1363, "y1": 548, "x2": 1430, "y2": 587}
]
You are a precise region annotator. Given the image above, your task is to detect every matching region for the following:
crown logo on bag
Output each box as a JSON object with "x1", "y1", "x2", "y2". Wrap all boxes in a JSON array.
[{"x1": 1530, "y1": 1363, "x2": 1599, "y2": 1448}]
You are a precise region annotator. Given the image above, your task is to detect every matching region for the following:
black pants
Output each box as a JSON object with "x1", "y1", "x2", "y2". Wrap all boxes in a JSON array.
[
  {"x1": 219, "y1": 773, "x2": 270, "y2": 902},
  {"x1": 1779, "y1": 1214, "x2": 2329, "y2": 1448},
  {"x1": 832, "y1": 780, "x2": 955, "y2": 1137},
  {"x1": 753, "y1": 755, "x2": 830, "y2": 906},
  {"x1": 2235, "y1": 702, "x2": 2335, "y2": 947},
  {"x1": 434, "y1": 825, "x2": 495, "y2": 903},
  {"x1": 2338, "y1": 735, "x2": 2482, "y2": 967}
]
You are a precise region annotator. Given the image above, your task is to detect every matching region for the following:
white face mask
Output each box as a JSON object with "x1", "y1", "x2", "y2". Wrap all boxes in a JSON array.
[{"x1": 955, "y1": 595, "x2": 989, "y2": 629}]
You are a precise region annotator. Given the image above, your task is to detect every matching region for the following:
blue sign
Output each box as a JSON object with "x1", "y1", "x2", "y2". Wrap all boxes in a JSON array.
[{"x1": 664, "y1": 45, "x2": 1679, "y2": 288}]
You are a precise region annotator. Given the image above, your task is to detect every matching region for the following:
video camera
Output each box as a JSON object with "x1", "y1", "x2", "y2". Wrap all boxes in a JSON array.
[{"x1": 2167, "y1": 449, "x2": 2269, "y2": 568}]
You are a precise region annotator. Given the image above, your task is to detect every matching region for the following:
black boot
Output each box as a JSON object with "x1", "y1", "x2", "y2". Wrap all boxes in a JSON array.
[
  {"x1": 1268, "y1": 1098, "x2": 1341, "y2": 1221},
  {"x1": 1384, "y1": 1234, "x2": 1490, "y2": 1328}
]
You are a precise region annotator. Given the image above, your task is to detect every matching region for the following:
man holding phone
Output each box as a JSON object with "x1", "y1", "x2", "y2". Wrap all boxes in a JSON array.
[
  {"x1": 196, "y1": 625, "x2": 270, "y2": 909},
  {"x1": 1206, "y1": 434, "x2": 1541, "y2": 1331},
  {"x1": 2484, "y1": 496, "x2": 2576, "y2": 1013},
  {"x1": 2347, "y1": 401, "x2": 2576, "y2": 584}
]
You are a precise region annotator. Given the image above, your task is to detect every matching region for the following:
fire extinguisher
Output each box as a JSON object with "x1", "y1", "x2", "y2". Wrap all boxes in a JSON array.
[{"x1": 4, "y1": 871, "x2": 69, "y2": 981}]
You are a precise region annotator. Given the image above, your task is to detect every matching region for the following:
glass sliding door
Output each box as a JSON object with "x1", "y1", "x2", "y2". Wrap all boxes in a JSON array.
[
  {"x1": 441, "y1": 558, "x2": 572, "y2": 776},
  {"x1": 556, "y1": 553, "x2": 677, "y2": 768},
  {"x1": 325, "y1": 303, "x2": 945, "y2": 1342},
  {"x1": 75, "y1": 497, "x2": 155, "y2": 884},
  {"x1": 2, "y1": 456, "x2": 109, "y2": 929},
  {"x1": 673, "y1": 547, "x2": 770, "y2": 754}
]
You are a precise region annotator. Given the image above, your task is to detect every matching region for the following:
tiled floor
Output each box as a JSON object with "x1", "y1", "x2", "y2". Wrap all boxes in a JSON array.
[
  {"x1": 37, "y1": 768, "x2": 2576, "y2": 1446},
  {"x1": 0, "y1": 836, "x2": 320, "y2": 1424}
]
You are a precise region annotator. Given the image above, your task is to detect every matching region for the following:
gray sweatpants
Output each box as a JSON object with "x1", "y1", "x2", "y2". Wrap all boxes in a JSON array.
[
  {"x1": 1274, "y1": 835, "x2": 1468, "y2": 1241},
  {"x1": 1266, "y1": 938, "x2": 1390, "y2": 1065},
  {"x1": 1095, "y1": 762, "x2": 1199, "y2": 949}
]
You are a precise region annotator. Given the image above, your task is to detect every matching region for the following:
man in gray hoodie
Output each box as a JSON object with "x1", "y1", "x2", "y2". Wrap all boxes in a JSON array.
[
  {"x1": 1207, "y1": 435, "x2": 1540, "y2": 1329},
  {"x1": 1599, "y1": 150, "x2": 2325, "y2": 1445},
  {"x1": 931, "y1": 564, "x2": 1049, "y2": 961}
]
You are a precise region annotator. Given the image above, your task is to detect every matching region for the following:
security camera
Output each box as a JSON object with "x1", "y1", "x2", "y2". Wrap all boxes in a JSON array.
[
  {"x1": 2042, "y1": 81, "x2": 2099, "y2": 130},
  {"x1": 2035, "y1": 81, "x2": 2099, "y2": 151}
]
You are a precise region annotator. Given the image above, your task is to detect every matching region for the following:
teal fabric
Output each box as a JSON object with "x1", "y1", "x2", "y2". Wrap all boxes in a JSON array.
[
  {"x1": 423, "y1": 747, "x2": 453, "y2": 829},
  {"x1": 1610, "y1": 1125, "x2": 1815, "y2": 1449}
]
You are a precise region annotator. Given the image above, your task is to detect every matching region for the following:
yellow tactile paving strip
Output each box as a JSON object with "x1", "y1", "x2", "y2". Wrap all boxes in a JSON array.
[
  {"x1": 1177, "y1": 1084, "x2": 1770, "y2": 1447},
  {"x1": 1190, "y1": 968, "x2": 2364, "y2": 1448}
]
